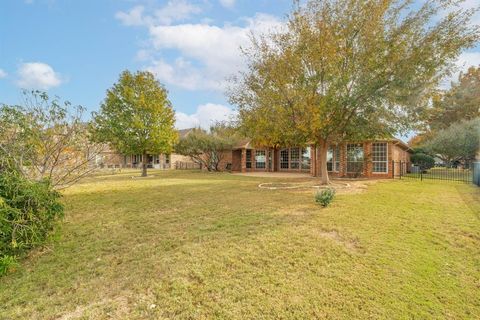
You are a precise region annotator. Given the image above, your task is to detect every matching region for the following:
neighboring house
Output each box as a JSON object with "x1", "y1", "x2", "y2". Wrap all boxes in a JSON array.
[
  {"x1": 95, "y1": 128, "x2": 194, "y2": 169},
  {"x1": 224, "y1": 139, "x2": 411, "y2": 179}
]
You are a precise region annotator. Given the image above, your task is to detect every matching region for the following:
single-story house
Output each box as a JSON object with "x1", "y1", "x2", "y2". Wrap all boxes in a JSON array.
[
  {"x1": 95, "y1": 128, "x2": 195, "y2": 169},
  {"x1": 97, "y1": 127, "x2": 411, "y2": 179},
  {"x1": 222, "y1": 139, "x2": 411, "y2": 179}
]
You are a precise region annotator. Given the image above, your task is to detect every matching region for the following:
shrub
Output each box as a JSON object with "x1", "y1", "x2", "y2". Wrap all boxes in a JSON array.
[
  {"x1": 0, "y1": 170, "x2": 63, "y2": 276},
  {"x1": 315, "y1": 188, "x2": 336, "y2": 207},
  {"x1": 410, "y1": 153, "x2": 435, "y2": 170}
]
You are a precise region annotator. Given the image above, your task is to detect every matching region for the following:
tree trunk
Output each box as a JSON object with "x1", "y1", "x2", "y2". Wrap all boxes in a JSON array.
[
  {"x1": 142, "y1": 151, "x2": 148, "y2": 177},
  {"x1": 319, "y1": 140, "x2": 330, "y2": 185}
]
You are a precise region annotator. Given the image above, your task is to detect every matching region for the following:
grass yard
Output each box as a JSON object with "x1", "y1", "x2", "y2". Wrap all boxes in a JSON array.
[{"x1": 1, "y1": 171, "x2": 479, "y2": 319}]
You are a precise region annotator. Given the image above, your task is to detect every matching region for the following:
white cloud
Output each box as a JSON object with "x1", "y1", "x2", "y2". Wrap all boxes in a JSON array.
[
  {"x1": 145, "y1": 13, "x2": 282, "y2": 91},
  {"x1": 115, "y1": 1, "x2": 201, "y2": 27},
  {"x1": 16, "y1": 62, "x2": 63, "y2": 90},
  {"x1": 154, "y1": 0, "x2": 202, "y2": 25},
  {"x1": 219, "y1": 0, "x2": 236, "y2": 9},
  {"x1": 175, "y1": 103, "x2": 237, "y2": 129},
  {"x1": 117, "y1": 0, "x2": 282, "y2": 91},
  {"x1": 115, "y1": 6, "x2": 146, "y2": 26},
  {"x1": 148, "y1": 58, "x2": 223, "y2": 90},
  {"x1": 0, "y1": 69, "x2": 7, "y2": 78}
]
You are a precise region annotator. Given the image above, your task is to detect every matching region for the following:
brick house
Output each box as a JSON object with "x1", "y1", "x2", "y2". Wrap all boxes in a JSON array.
[
  {"x1": 227, "y1": 139, "x2": 411, "y2": 179},
  {"x1": 95, "y1": 128, "x2": 194, "y2": 169}
]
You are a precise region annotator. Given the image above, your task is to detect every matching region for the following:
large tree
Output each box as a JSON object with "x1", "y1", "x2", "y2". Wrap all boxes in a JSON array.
[
  {"x1": 428, "y1": 66, "x2": 480, "y2": 131},
  {"x1": 91, "y1": 71, "x2": 177, "y2": 177},
  {"x1": 229, "y1": 0, "x2": 479, "y2": 184}
]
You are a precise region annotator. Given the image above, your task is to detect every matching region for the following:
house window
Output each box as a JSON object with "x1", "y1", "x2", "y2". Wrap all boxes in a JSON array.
[
  {"x1": 165, "y1": 154, "x2": 171, "y2": 165},
  {"x1": 246, "y1": 150, "x2": 252, "y2": 169},
  {"x1": 327, "y1": 148, "x2": 334, "y2": 172},
  {"x1": 347, "y1": 144, "x2": 364, "y2": 173},
  {"x1": 372, "y1": 143, "x2": 388, "y2": 173},
  {"x1": 255, "y1": 150, "x2": 266, "y2": 169},
  {"x1": 327, "y1": 146, "x2": 341, "y2": 172},
  {"x1": 280, "y1": 149, "x2": 289, "y2": 169},
  {"x1": 335, "y1": 146, "x2": 341, "y2": 172},
  {"x1": 279, "y1": 147, "x2": 309, "y2": 171},
  {"x1": 133, "y1": 154, "x2": 142, "y2": 163},
  {"x1": 290, "y1": 148, "x2": 300, "y2": 169},
  {"x1": 152, "y1": 155, "x2": 160, "y2": 164},
  {"x1": 268, "y1": 150, "x2": 273, "y2": 170},
  {"x1": 301, "y1": 147, "x2": 311, "y2": 170}
]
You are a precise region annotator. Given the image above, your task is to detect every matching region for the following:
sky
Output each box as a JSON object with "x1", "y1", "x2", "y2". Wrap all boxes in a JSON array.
[{"x1": 0, "y1": 0, "x2": 479, "y2": 132}]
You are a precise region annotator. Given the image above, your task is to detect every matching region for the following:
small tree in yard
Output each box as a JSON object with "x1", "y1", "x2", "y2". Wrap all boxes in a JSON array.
[
  {"x1": 91, "y1": 71, "x2": 177, "y2": 177},
  {"x1": 410, "y1": 152, "x2": 435, "y2": 171},
  {"x1": 228, "y1": 0, "x2": 480, "y2": 184},
  {"x1": 424, "y1": 118, "x2": 480, "y2": 166},
  {"x1": 175, "y1": 125, "x2": 238, "y2": 172},
  {"x1": 0, "y1": 91, "x2": 104, "y2": 189}
]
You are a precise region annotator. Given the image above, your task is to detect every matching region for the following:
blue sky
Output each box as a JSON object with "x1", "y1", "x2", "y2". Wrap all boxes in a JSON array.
[{"x1": 0, "y1": 0, "x2": 479, "y2": 131}]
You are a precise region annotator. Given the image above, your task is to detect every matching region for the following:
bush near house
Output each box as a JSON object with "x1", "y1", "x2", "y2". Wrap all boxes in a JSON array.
[
  {"x1": 411, "y1": 152, "x2": 435, "y2": 170},
  {"x1": 315, "y1": 188, "x2": 336, "y2": 207},
  {"x1": 0, "y1": 170, "x2": 63, "y2": 276}
]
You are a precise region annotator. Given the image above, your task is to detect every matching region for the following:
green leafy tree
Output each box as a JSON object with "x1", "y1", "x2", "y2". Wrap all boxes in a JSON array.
[
  {"x1": 429, "y1": 66, "x2": 480, "y2": 131},
  {"x1": 410, "y1": 153, "x2": 435, "y2": 170},
  {"x1": 425, "y1": 118, "x2": 480, "y2": 166},
  {"x1": 175, "y1": 124, "x2": 239, "y2": 172},
  {"x1": 229, "y1": 0, "x2": 479, "y2": 184},
  {"x1": 91, "y1": 71, "x2": 177, "y2": 177}
]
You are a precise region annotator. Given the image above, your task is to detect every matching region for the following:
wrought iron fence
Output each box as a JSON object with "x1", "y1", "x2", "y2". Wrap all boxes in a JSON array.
[{"x1": 394, "y1": 161, "x2": 475, "y2": 184}]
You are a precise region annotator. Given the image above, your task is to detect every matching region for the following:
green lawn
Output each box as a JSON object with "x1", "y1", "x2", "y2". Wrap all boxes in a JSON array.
[{"x1": 1, "y1": 171, "x2": 479, "y2": 319}]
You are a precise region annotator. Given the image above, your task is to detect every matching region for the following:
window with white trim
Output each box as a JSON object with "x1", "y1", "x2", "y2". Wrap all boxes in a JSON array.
[
  {"x1": 290, "y1": 148, "x2": 300, "y2": 169},
  {"x1": 327, "y1": 148, "x2": 334, "y2": 172},
  {"x1": 327, "y1": 145, "x2": 341, "y2": 172},
  {"x1": 335, "y1": 147, "x2": 341, "y2": 172},
  {"x1": 280, "y1": 149, "x2": 289, "y2": 169},
  {"x1": 372, "y1": 143, "x2": 388, "y2": 173},
  {"x1": 255, "y1": 150, "x2": 266, "y2": 169},
  {"x1": 346, "y1": 144, "x2": 364, "y2": 173},
  {"x1": 301, "y1": 147, "x2": 311, "y2": 170}
]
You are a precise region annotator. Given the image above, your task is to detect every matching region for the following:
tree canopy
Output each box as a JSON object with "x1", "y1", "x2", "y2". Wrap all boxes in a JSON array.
[
  {"x1": 228, "y1": 0, "x2": 480, "y2": 183},
  {"x1": 0, "y1": 91, "x2": 102, "y2": 188},
  {"x1": 91, "y1": 71, "x2": 177, "y2": 176},
  {"x1": 424, "y1": 118, "x2": 480, "y2": 165},
  {"x1": 175, "y1": 124, "x2": 240, "y2": 172},
  {"x1": 428, "y1": 66, "x2": 480, "y2": 131}
]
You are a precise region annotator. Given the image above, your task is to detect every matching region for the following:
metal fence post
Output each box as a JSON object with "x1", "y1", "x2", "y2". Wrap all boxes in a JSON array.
[{"x1": 474, "y1": 162, "x2": 480, "y2": 186}]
